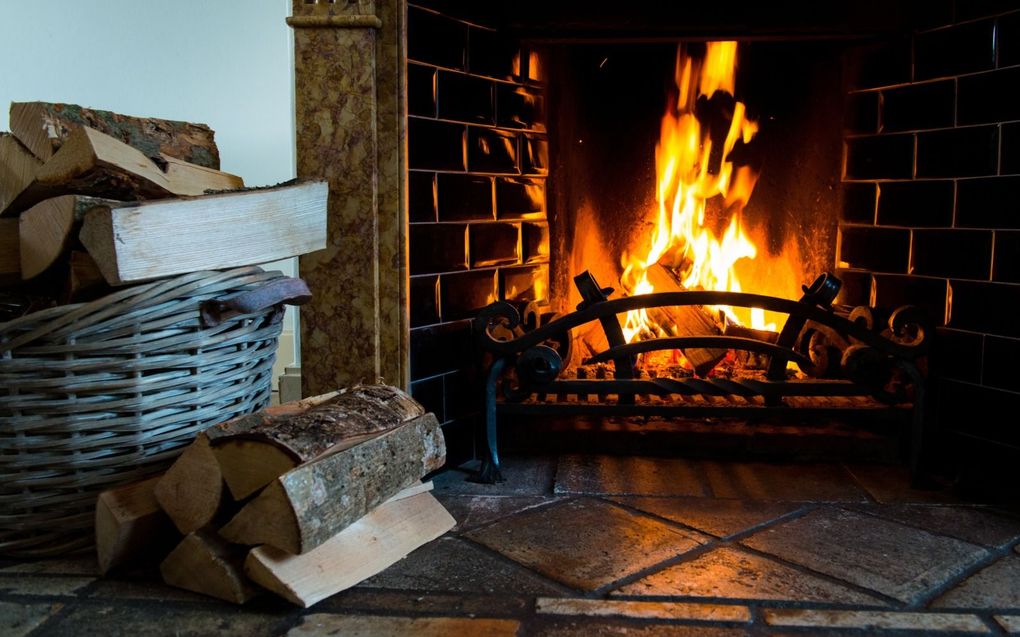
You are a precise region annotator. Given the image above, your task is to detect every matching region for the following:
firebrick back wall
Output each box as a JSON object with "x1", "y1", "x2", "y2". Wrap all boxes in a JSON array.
[{"x1": 840, "y1": 4, "x2": 1020, "y2": 454}]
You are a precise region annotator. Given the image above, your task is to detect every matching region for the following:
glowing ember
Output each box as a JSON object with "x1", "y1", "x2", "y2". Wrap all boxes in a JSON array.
[{"x1": 620, "y1": 42, "x2": 801, "y2": 345}]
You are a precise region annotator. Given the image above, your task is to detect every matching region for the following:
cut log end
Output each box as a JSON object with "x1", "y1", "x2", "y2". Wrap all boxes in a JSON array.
[
  {"x1": 160, "y1": 530, "x2": 258, "y2": 604},
  {"x1": 153, "y1": 434, "x2": 224, "y2": 535}
]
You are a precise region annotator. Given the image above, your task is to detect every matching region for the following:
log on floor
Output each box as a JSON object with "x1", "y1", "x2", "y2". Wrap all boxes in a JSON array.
[
  {"x1": 95, "y1": 475, "x2": 179, "y2": 575},
  {"x1": 9, "y1": 102, "x2": 220, "y2": 169},
  {"x1": 160, "y1": 530, "x2": 258, "y2": 604}
]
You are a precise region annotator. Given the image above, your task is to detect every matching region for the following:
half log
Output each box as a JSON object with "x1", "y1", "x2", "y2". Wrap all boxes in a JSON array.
[
  {"x1": 18, "y1": 195, "x2": 117, "y2": 279},
  {"x1": 0, "y1": 133, "x2": 42, "y2": 216},
  {"x1": 0, "y1": 219, "x2": 19, "y2": 285},
  {"x1": 153, "y1": 434, "x2": 224, "y2": 535},
  {"x1": 160, "y1": 530, "x2": 258, "y2": 604},
  {"x1": 95, "y1": 475, "x2": 178, "y2": 574}
]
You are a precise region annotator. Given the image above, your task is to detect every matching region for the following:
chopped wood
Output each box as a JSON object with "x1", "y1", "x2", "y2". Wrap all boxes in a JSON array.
[
  {"x1": 219, "y1": 412, "x2": 446, "y2": 554},
  {"x1": 0, "y1": 219, "x2": 19, "y2": 284},
  {"x1": 0, "y1": 133, "x2": 42, "y2": 216},
  {"x1": 153, "y1": 434, "x2": 224, "y2": 535},
  {"x1": 78, "y1": 180, "x2": 327, "y2": 285},
  {"x1": 95, "y1": 475, "x2": 179, "y2": 575},
  {"x1": 64, "y1": 250, "x2": 109, "y2": 303},
  {"x1": 207, "y1": 384, "x2": 424, "y2": 500},
  {"x1": 18, "y1": 195, "x2": 118, "y2": 279},
  {"x1": 10, "y1": 102, "x2": 220, "y2": 168},
  {"x1": 160, "y1": 530, "x2": 258, "y2": 604},
  {"x1": 643, "y1": 263, "x2": 727, "y2": 376},
  {"x1": 244, "y1": 487, "x2": 454, "y2": 608}
]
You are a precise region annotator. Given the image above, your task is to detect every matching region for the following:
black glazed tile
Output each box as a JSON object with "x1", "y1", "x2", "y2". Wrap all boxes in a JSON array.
[
  {"x1": 501, "y1": 264, "x2": 550, "y2": 302},
  {"x1": 881, "y1": 81, "x2": 955, "y2": 132},
  {"x1": 410, "y1": 375, "x2": 445, "y2": 422},
  {"x1": 440, "y1": 418, "x2": 477, "y2": 466},
  {"x1": 409, "y1": 171, "x2": 437, "y2": 223},
  {"x1": 467, "y1": 127, "x2": 519, "y2": 174},
  {"x1": 936, "y1": 379, "x2": 1020, "y2": 449},
  {"x1": 410, "y1": 275, "x2": 441, "y2": 328},
  {"x1": 522, "y1": 222, "x2": 550, "y2": 263},
  {"x1": 437, "y1": 174, "x2": 493, "y2": 222},
  {"x1": 984, "y1": 336, "x2": 1020, "y2": 391},
  {"x1": 523, "y1": 135, "x2": 548, "y2": 175},
  {"x1": 834, "y1": 269, "x2": 873, "y2": 306},
  {"x1": 444, "y1": 370, "x2": 483, "y2": 421},
  {"x1": 845, "y1": 134, "x2": 915, "y2": 180},
  {"x1": 999, "y1": 11, "x2": 1020, "y2": 67},
  {"x1": 909, "y1": 0, "x2": 955, "y2": 30},
  {"x1": 409, "y1": 223, "x2": 468, "y2": 275},
  {"x1": 916, "y1": 126, "x2": 999, "y2": 178},
  {"x1": 844, "y1": 91, "x2": 880, "y2": 134},
  {"x1": 839, "y1": 226, "x2": 911, "y2": 273},
  {"x1": 1001, "y1": 123, "x2": 1020, "y2": 174},
  {"x1": 956, "y1": 177, "x2": 1020, "y2": 228},
  {"x1": 915, "y1": 20, "x2": 996, "y2": 80},
  {"x1": 408, "y1": 6, "x2": 466, "y2": 69},
  {"x1": 841, "y1": 182, "x2": 877, "y2": 224},
  {"x1": 469, "y1": 222, "x2": 521, "y2": 268},
  {"x1": 468, "y1": 26, "x2": 519, "y2": 80},
  {"x1": 993, "y1": 231, "x2": 1020, "y2": 282},
  {"x1": 956, "y1": 1, "x2": 1020, "y2": 21},
  {"x1": 911, "y1": 229, "x2": 992, "y2": 279},
  {"x1": 408, "y1": 63, "x2": 437, "y2": 117},
  {"x1": 410, "y1": 320, "x2": 473, "y2": 380},
  {"x1": 496, "y1": 177, "x2": 545, "y2": 218},
  {"x1": 876, "y1": 180, "x2": 955, "y2": 227},
  {"x1": 497, "y1": 84, "x2": 545, "y2": 131},
  {"x1": 409, "y1": 118, "x2": 466, "y2": 171},
  {"x1": 845, "y1": 38, "x2": 912, "y2": 90},
  {"x1": 958, "y1": 67, "x2": 1020, "y2": 125},
  {"x1": 872, "y1": 274, "x2": 949, "y2": 325},
  {"x1": 440, "y1": 270, "x2": 498, "y2": 321},
  {"x1": 931, "y1": 327, "x2": 984, "y2": 384},
  {"x1": 948, "y1": 280, "x2": 1020, "y2": 337},
  {"x1": 437, "y1": 71, "x2": 494, "y2": 124}
]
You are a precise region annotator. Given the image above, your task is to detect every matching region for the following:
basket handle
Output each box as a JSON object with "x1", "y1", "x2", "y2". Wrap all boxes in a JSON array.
[{"x1": 200, "y1": 277, "x2": 312, "y2": 327}]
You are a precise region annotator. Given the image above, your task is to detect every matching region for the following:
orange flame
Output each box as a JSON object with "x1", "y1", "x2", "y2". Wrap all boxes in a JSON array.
[{"x1": 621, "y1": 42, "x2": 787, "y2": 344}]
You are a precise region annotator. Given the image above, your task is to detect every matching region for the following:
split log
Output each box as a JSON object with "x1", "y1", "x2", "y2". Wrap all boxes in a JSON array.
[
  {"x1": 9, "y1": 102, "x2": 220, "y2": 168},
  {"x1": 64, "y1": 250, "x2": 109, "y2": 303},
  {"x1": 207, "y1": 384, "x2": 424, "y2": 500},
  {"x1": 79, "y1": 180, "x2": 327, "y2": 286},
  {"x1": 160, "y1": 530, "x2": 258, "y2": 604},
  {"x1": 153, "y1": 434, "x2": 224, "y2": 535},
  {"x1": 0, "y1": 219, "x2": 19, "y2": 284},
  {"x1": 244, "y1": 486, "x2": 454, "y2": 608},
  {"x1": 18, "y1": 195, "x2": 118, "y2": 279},
  {"x1": 0, "y1": 133, "x2": 42, "y2": 216},
  {"x1": 95, "y1": 475, "x2": 179, "y2": 574},
  {"x1": 219, "y1": 412, "x2": 446, "y2": 554},
  {"x1": 642, "y1": 263, "x2": 727, "y2": 376}
]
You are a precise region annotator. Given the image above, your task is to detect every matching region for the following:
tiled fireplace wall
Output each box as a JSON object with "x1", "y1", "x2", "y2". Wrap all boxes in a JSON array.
[
  {"x1": 839, "y1": 3, "x2": 1020, "y2": 458},
  {"x1": 406, "y1": 4, "x2": 549, "y2": 459}
]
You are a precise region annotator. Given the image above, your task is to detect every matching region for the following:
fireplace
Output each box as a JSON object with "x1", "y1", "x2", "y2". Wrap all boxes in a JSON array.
[{"x1": 290, "y1": 0, "x2": 1020, "y2": 480}]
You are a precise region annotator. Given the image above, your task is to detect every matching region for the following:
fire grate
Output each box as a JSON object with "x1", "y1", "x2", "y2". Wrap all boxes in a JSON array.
[{"x1": 474, "y1": 272, "x2": 931, "y2": 483}]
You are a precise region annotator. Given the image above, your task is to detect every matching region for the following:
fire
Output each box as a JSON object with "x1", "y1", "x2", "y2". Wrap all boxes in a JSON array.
[{"x1": 621, "y1": 42, "x2": 795, "y2": 344}]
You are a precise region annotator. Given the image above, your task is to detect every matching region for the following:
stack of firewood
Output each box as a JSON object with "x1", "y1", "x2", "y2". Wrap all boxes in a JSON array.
[
  {"x1": 0, "y1": 102, "x2": 325, "y2": 317},
  {"x1": 96, "y1": 384, "x2": 453, "y2": 608}
]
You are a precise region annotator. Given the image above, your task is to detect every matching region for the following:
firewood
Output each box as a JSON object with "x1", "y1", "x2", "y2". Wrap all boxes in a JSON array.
[
  {"x1": 160, "y1": 530, "x2": 258, "y2": 604},
  {"x1": 207, "y1": 385, "x2": 424, "y2": 500},
  {"x1": 0, "y1": 133, "x2": 42, "y2": 216},
  {"x1": 9, "y1": 102, "x2": 220, "y2": 169},
  {"x1": 219, "y1": 412, "x2": 446, "y2": 554},
  {"x1": 18, "y1": 195, "x2": 118, "y2": 279},
  {"x1": 244, "y1": 486, "x2": 454, "y2": 608},
  {"x1": 79, "y1": 180, "x2": 327, "y2": 286},
  {"x1": 643, "y1": 262, "x2": 727, "y2": 376},
  {"x1": 64, "y1": 250, "x2": 109, "y2": 303},
  {"x1": 153, "y1": 434, "x2": 225, "y2": 535},
  {"x1": 5, "y1": 125, "x2": 242, "y2": 214},
  {"x1": 95, "y1": 475, "x2": 179, "y2": 575},
  {"x1": 0, "y1": 219, "x2": 19, "y2": 285}
]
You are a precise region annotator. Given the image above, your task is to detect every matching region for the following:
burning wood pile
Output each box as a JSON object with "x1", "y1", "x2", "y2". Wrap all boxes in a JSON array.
[
  {"x1": 95, "y1": 385, "x2": 453, "y2": 607},
  {"x1": 0, "y1": 102, "x2": 325, "y2": 314}
]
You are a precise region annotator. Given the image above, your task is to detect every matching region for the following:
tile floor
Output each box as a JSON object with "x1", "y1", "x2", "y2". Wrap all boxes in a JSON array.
[{"x1": 2, "y1": 454, "x2": 1019, "y2": 636}]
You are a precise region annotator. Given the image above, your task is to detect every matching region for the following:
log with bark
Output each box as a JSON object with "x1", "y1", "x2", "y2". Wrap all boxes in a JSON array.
[
  {"x1": 160, "y1": 530, "x2": 258, "y2": 604},
  {"x1": 9, "y1": 102, "x2": 220, "y2": 169},
  {"x1": 78, "y1": 180, "x2": 327, "y2": 286},
  {"x1": 0, "y1": 132, "x2": 42, "y2": 216},
  {"x1": 218, "y1": 411, "x2": 446, "y2": 554},
  {"x1": 95, "y1": 475, "x2": 179, "y2": 574},
  {"x1": 244, "y1": 484, "x2": 453, "y2": 608},
  {"x1": 18, "y1": 195, "x2": 118, "y2": 279}
]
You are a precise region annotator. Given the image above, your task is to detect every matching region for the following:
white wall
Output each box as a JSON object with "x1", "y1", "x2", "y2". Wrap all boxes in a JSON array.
[{"x1": 0, "y1": 0, "x2": 300, "y2": 385}]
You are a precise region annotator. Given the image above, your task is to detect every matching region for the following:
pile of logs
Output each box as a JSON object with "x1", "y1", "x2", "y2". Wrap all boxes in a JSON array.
[
  {"x1": 1, "y1": 102, "x2": 326, "y2": 317},
  {"x1": 96, "y1": 384, "x2": 453, "y2": 608}
]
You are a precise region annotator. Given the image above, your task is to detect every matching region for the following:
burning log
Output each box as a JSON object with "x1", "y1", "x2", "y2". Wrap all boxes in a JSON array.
[{"x1": 722, "y1": 321, "x2": 779, "y2": 370}]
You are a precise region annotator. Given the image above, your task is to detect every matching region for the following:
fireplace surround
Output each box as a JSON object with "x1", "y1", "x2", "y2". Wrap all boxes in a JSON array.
[{"x1": 290, "y1": 0, "x2": 1020, "y2": 477}]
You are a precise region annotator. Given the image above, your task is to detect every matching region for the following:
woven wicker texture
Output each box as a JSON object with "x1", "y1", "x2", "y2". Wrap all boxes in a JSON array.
[{"x1": 0, "y1": 266, "x2": 287, "y2": 558}]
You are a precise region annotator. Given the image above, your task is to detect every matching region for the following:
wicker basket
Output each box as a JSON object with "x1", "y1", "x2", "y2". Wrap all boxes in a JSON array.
[{"x1": 0, "y1": 266, "x2": 306, "y2": 558}]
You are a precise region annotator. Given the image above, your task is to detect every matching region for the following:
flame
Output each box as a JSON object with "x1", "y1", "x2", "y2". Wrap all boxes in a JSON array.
[{"x1": 621, "y1": 42, "x2": 788, "y2": 344}]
